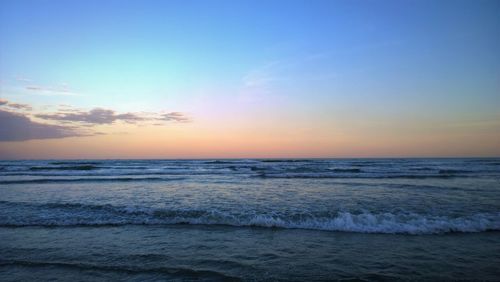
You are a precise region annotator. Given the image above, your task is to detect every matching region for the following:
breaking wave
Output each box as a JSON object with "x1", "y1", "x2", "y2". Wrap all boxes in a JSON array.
[{"x1": 1, "y1": 201, "x2": 498, "y2": 234}]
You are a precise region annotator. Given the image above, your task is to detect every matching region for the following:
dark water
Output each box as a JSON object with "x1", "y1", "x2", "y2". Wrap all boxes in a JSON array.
[{"x1": 1, "y1": 158, "x2": 499, "y2": 280}]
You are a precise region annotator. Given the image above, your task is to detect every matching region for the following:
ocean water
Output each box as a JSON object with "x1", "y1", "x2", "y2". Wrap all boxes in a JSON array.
[{"x1": 0, "y1": 158, "x2": 499, "y2": 281}]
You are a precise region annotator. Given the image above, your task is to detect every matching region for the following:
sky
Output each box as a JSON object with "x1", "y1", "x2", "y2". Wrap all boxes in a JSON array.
[{"x1": 0, "y1": 0, "x2": 499, "y2": 159}]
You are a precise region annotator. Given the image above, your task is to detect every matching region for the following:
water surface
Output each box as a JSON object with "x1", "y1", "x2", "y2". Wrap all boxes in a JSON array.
[{"x1": 1, "y1": 158, "x2": 499, "y2": 280}]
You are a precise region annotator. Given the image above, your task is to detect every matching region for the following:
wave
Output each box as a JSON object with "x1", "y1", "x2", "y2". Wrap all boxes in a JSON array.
[
  {"x1": 29, "y1": 165, "x2": 99, "y2": 171},
  {"x1": 0, "y1": 177, "x2": 185, "y2": 184},
  {"x1": 252, "y1": 167, "x2": 362, "y2": 174},
  {"x1": 409, "y1": 167, "x2": 435, "y2": 171},
  {"x1": 1, "y1": 202, "x2": 498, "y2": 234},
  {"x1": 203, "y1": 160, "x2": 238, "y2": 164},
  {"x1": 259, "y1": 159, "x2": 313, "y2": 163},
  {"x1": 255, "y1": 173, "x2": 461, "y2": 179},
  {"x1": 439, "y1": 169, "x2": 472, "y2": 174},
  {"x1": 50, "y1": 161, "x2": 101, "y2": 165},
  {"x1": 0, "y1": 169, "x2": 253, "y2": 178},
  {"x1": 347, "y1": 161, "x2": 396, "y2": 167},
  {"x1": 0, "y1": 260, "x2": 238, "y2": 281},
  {"x1": 329, "y1": 168, "x2": 362, "y2": 173},
  {"x1": 464, "y1": 159, "x2": 500, "y2": 164},
  {"x1": 1, "y1": 171, "x2": 482, "y2": 180}
]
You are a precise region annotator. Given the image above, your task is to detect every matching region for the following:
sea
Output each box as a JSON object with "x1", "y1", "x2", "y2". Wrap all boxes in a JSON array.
[{"x1": 0, "y1": 158, "x2": 499, "y2": 281}]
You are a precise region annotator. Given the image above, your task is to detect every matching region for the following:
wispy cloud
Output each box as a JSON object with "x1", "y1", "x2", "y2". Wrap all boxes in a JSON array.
[
  {"x1": 25, "y1": 84, "x2": 77, "y2": 96},
  {"x1": 241, "y1": 52, "x2": 335, "y2": 91},
  {"x1": 13, "y1": 77, "x2": 78, "y2": 96},
  {"x1": 16, "y1": 76, "x2": 33, "y2": 83},
  {"x1": 0, "y1": 98, "x2": 33, "y2": 111},
  {"x1": 6, "y1": 102, "x2": 33, "y2": 111},
  {"x1": 35, "y1": 108, "x2": 146, "y2": 125},
  {"x1": 35, "y1": 108, "x2": 191, "y2": 125},
  {"x1": 0, "y1": 110, "x2": 84, "y2": 141},
  {"x1": 242, "y1": 61, "x2": 282, "y2": 88},
  {"x1": 161, "y1": 112, "x2": 191, "y2": 123}
]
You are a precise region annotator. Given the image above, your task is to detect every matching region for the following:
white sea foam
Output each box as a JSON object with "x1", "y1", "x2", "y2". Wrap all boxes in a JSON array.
[{"x1": 1, "y1": 202, "x2": 499, "y2": 234}]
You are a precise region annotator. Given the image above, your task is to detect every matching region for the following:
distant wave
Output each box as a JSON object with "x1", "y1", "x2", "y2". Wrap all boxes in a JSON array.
[
  {"x1": 1, "y1": 201, "x2": 498, "y2": 234},
  {"x1": 0, "y1": 172, "x2": 472, "y2": 180},
  {"x1": 329, "y1": 168, "x2": 362, "y2": 173},
  {"x1": 409, "y1": 167, "x2": 435, "y2": 171},
  {"x1": 255, "y1": 173, "x2": 462, "y2": 179},
  {"x1": 464, "y1": 159, "x2": 500, "y2": 164},
  {"x1": 259, "y1": 159, "x2": 313, "y2": 163},
  {"x1": 0, "y1": 169, "x2": 251, "y2": 177},
  {"x1": 0, "y1": 177, "x2": 185, "y2": 184},
  {"x1": 1, "y1": 159, "x2": 498, "y2": 179},
  {"x1": 347, "y1": 161, "x2": 394, "y2": 167},
  {"x1": 438, "y1": 169, "x2": 472, "y2": 174},
  {"x1": 50, "y1": 161, "x2": 101, "y2": 165},
  {"x1": 29, "y1": 165, "x2": 99, "y2": 171},
  {"x1": 203, "y1": 160, "x2": 238, "y2": 164}
]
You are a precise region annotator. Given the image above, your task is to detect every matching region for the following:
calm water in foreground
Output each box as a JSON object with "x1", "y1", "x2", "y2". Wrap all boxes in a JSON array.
[{"x1": 0, "y1": 158, "x2": 499, "y2": 281}]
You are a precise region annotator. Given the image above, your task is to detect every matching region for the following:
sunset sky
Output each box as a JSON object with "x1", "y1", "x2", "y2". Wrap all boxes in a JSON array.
[{"x1": 0, "y1": 0, "x2": 499, "y2": 159}]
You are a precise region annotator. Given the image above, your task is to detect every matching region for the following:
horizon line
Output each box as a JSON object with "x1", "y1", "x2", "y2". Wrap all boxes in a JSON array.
[{"x1": 1, "y1": 156, "x2": 499, "y2": 161}]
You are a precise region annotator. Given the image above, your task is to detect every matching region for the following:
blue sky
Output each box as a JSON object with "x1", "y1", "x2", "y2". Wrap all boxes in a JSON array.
[{"x1": 0, "y1": 0, "x2": 499, "y2": 158}]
